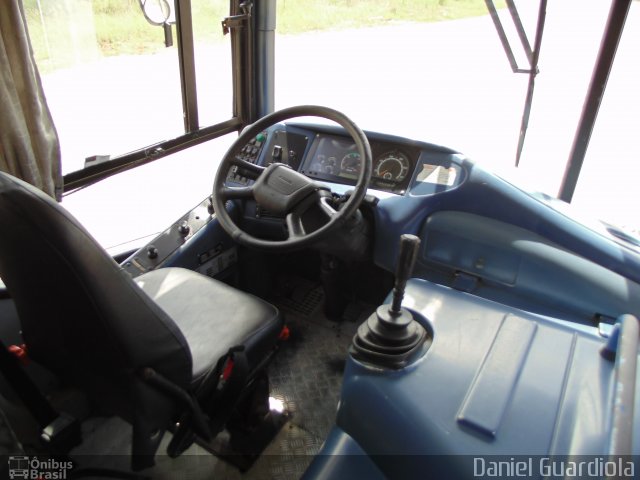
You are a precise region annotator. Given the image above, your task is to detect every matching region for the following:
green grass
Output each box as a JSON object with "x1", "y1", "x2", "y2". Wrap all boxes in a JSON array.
[
  {"x1": 277, "y1": 0, "x2": 503, "y2": 34},
  {"x1": 24, "y1": 0, "x2": 503, "y2": 72}
]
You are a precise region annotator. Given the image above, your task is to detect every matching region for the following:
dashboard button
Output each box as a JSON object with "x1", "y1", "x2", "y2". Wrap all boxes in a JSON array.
[{"x1": 178, "y1": 221, "x2": 190, "y2": 236}]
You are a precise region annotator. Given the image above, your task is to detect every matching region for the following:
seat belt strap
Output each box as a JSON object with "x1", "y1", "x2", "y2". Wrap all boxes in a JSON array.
[
  {"x1": 0, "y1": 339, "x2": 81, "y2": 452},
  {"x1": 167, "y1": 345, "x2": 250, "y2": 457},
  {"x1": 0, "y1": 339, "x2": 57, "y2": 427},
  {"x1": 206, "y1": 346, "x2": 249, "y2": 434}
]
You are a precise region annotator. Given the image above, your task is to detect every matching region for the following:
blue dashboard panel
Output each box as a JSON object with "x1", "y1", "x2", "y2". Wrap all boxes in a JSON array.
[
  {"x1": 301, "y1": 427, "x2": 386, "y2": 480},
  {"x1": 439, "y1": 164, "x2": 640, "y2": 284},
  {"x1": 416, "y1": 210, "x2": 640, "y2": 324},
  {"x1": 330, "y1": 279, "x2": 639, "y2": 478},
  {"x1": 371, "y1": 158, "x2": 640, "y2": 286}
]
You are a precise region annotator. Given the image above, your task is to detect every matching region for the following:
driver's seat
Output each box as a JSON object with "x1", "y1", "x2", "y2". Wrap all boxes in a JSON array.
[{"x1": 0, "y1": 172, "x2": 284, "y2": 469}]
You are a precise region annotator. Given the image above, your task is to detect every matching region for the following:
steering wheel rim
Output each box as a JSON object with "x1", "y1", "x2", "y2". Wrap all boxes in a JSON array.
[{"x1": 212, "y1": 105, "x2": 372, "y2": 251}]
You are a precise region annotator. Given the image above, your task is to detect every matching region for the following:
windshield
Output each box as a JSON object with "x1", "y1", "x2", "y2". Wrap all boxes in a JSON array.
[
  {"x1": 274, "y1": 0, "x2": 639, "y2": 237},
  {"x1": 23, "y1": 0, "x2": 639, "y2": 247}
]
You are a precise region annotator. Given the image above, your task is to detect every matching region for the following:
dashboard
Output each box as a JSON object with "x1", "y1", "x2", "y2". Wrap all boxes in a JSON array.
[{"x1": 226, "y1": 123, "x2": 466, "y2": 196}]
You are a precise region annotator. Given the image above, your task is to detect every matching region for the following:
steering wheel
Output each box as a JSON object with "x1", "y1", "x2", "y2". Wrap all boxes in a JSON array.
[{"x1": 212, "y1": 105, "x2": 372, "y2": 251}]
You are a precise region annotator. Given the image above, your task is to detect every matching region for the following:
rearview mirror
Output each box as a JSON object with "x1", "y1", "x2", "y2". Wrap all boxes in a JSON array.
[
  {"x1": 138, "y1": 0, "x2": 172, "y2": 26},
  {"x1": 138, "y1": 0, "x2": 174, "y2": 47}
]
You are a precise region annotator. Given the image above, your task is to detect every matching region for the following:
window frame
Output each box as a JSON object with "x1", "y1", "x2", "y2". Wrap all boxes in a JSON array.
[{"x1": 62, "y1": 0, "x2": 264, "y2": 194}]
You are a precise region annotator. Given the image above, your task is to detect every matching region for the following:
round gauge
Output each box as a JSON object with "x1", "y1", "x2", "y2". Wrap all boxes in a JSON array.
[
  {"x1": 313, "y1": 155, "x2": 336, "y2": 175},
  {"x1": 323, "y1": 156, "x2": 337, "y2": 174},
  {"x1": 340, "y1": 152, "x2": 361, "y2": 177},
  {"x1": 374, "y1": 151, "x2": 411, "y2": 182}
]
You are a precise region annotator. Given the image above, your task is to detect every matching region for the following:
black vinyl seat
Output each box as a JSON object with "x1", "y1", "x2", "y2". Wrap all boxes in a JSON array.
[
  {"x1": 0, "y1": 171, "x2": 283, "y2": 469},
  {"x1": 134, "y1": 267, "x2": 282, "y2": 384}
]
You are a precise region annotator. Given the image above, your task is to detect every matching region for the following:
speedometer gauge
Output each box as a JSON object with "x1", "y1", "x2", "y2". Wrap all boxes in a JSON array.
[
  {"x1": 340, "y1": 152, "x2": 361, "y2": 178},
  {"x1": 374, "y1": 151, "x2": 411, "y2": 182}
]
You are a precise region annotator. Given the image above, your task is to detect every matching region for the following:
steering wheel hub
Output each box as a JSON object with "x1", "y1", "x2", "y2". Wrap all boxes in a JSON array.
[{"x1": 252, "y1": 164, "x2": 320, "y2": 216}]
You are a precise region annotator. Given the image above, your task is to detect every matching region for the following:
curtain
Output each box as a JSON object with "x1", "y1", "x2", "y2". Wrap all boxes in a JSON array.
[{"x1": 0, "y1": 0, "x2": 62, "y2": 200}]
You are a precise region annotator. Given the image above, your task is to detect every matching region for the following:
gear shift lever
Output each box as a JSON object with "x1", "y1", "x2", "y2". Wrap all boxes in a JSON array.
[
  {"x1": 391, "y1": 234, "x2": 421, "y2": 314},
  {"x1": 350, "y1": 234, "x2": 429, "y2": 369}
]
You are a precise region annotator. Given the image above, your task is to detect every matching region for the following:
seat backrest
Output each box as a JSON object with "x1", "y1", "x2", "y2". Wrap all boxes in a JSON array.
[{"x1": 0, "y1": 172, "x2": 192, "y2": 392}]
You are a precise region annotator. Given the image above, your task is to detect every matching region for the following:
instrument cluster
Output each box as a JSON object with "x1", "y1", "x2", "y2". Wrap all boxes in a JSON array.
[{"x1": 300, "y1": 133, "x2": 421, "y2": 194}]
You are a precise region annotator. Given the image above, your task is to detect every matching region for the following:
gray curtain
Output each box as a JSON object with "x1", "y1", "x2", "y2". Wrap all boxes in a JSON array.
[{"x1": 0, "y1": 0, "x2": 62, "y2": 200}]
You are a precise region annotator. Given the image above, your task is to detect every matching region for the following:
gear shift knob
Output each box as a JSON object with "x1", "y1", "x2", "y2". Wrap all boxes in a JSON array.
[{"x1": 390, "y1": 234, "x2": 421, "y2": 314}]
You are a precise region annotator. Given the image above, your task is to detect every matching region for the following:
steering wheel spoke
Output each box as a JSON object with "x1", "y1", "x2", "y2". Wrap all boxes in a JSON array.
[
  {"x1": 230, "y1": 157, "x2": 265, "y2": 180},
  {"x1": 317, "y1": 194, "x2": 338, "y2": 219},
  {"x1": 221, "y1": 185, "x2": 254, "y2": 200},
  {"x1": 285, "y1": 212, "x2": 306, "y2": 239}
]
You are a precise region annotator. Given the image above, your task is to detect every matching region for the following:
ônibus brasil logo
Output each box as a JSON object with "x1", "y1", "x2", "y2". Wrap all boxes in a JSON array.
[{"x1": 8, "y1": 456, "x2": 73, "y2": 479}]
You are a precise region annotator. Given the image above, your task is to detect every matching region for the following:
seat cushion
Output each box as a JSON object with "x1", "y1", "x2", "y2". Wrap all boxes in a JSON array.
[{"x1": 135, "y1": 267, "x2": 283, "y2": 384}]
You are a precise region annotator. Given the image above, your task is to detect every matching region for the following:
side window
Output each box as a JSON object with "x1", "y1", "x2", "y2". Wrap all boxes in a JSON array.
[
  {"x1": 25, "y1": 0, "x2": 234, "y2": 249},
  {"x1": 27, "y1": 0, "x2": 182, "y2": 173},
  {"x1": 61, "y1": 134, "x2": 235, "y2": 253}
]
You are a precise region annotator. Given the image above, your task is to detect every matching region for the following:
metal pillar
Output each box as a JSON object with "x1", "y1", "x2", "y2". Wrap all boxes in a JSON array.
[{"x1": 558, "y1": 0, "x2": 631, "y2": 202}]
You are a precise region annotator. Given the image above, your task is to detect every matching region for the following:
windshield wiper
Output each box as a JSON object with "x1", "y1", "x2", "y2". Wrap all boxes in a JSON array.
[{"x1": 485, "y1": 0, "x2": 548, "y2": 166}]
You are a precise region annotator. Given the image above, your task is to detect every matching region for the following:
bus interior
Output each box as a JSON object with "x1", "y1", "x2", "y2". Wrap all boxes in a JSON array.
[{"x1": 0, "y1": 1, "x2": 638, "y2": 479}]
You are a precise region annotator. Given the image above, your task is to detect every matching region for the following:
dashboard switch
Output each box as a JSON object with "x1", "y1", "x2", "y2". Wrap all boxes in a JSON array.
[
  {"x1": 272, "y1": 145, "x2": 283, "y2": 161},
  {"x1": 147, "y1": 245, "x2": 158, "y2": 259}
]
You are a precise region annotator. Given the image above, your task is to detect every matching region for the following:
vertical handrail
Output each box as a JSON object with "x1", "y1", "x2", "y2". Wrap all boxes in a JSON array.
[{"x1": 601, "y1": 314, "x2": 639, "y2": 458}]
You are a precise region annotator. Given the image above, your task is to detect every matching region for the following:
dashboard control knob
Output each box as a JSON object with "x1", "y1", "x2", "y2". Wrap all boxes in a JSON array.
[
  {"x1": 147, "y1": 245, "x2": 158, "y2": 259},
  {"x1": 178, "y1": 221, "x2": 190, "y2": 236},
  {"x1": 207, "y1": 200, "x2": 215, "y2": 215}
]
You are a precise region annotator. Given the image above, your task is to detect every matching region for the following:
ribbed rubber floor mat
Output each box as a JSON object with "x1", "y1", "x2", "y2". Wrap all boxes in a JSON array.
[{"x1": 271, "y1": 276, "x2": 324, "y2": 318}]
